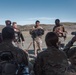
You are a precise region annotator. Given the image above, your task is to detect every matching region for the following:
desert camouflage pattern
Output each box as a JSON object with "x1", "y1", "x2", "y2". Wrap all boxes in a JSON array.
[{"x1": 34, "y1": 46, "x2": 68, "y2": 75}]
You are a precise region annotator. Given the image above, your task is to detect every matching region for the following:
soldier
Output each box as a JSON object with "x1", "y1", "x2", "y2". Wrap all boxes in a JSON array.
[
  {"x1": 0, "y1": 26, "x2": 28, "y2": 64},
  {"x1": 64, "y1": 36, "x2": 76, "y2": 75},
  {"x1": 34, "y1": 32, "x2": 68, "y2": 75},
  {"x1": 12, "y1": 22, "x2": 25, "y2": 49},
  {"x1": 0, "y1": 20, "x2": 12, "y2": 43},
  {"x1": 53, "y1": 19, "x2": 67, "y2": 50},
  {"x1": 30, "y1": 20, "x2": 44, "y2": 57},
  {"x1": 0, "y1": 27, "x2": 34, "y2": 75},
  {"x1": 5, "y1": 20, "x2": 12, "y2": 27}
]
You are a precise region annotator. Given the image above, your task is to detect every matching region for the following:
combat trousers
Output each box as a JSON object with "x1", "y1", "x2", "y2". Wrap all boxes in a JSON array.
[{"x1": 33, "y1": 37, "x2": 42, "y2": 56}]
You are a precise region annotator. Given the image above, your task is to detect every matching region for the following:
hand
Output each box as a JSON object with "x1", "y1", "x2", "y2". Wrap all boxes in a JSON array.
[
  {"x1": 71, "y1": 36, "x2": 76, "y2": 43},
  {"x1": 58, "y1": 30, "x2": 63, "y2": 34}
]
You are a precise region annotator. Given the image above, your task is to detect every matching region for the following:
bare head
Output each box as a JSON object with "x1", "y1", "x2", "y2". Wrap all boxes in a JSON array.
[
  {"x1": 45, "y1": 32, "x2": 59, "y2": 48},
  {"x1": 35, "y1": 20, "x2": 40, "y2": 27},
  {"x1": 12, "y1": 22, "x2": 17, "y2": 29},
  {"x1": 55, "y1": 19, "x2": 60, "y2": 26},
  {"x1": 2, "y1": 27, "x2": 15, "y2": 41}
]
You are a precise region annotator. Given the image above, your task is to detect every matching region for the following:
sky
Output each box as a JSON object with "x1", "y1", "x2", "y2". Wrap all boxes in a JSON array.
[{"x1": 0, "y1": 0, "x2": 76, "y2": 25}]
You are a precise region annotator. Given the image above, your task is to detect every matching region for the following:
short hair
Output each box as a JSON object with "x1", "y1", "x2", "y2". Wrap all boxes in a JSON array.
[
  {"x1": 55, "y1": 19, "x2": 60, "y2": 23},
  {"x1": 45, "y1": 32, "x2": 59, "y2": 48},
  {"x1": 35, "y1": 20, "x2": 40, "y2": 24},
  {"x1": 12, "y1": 22, "x2": 17, "y2": 25},
  {"x1": 5, "y1": 20, "x2": 11, "y2": 26},
  {"x1": 2, "y1": 27, "x2": 14, "y2": 40}
]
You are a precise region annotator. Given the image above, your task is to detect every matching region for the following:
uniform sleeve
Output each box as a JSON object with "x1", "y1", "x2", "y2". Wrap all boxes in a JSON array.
[
  {"x1": 64, "y1": 47, "x2": 76, "y2": 58},
  {"x1": 64, "y1": 40, "x2": 73, "y2": 49},
  {"x1": 64, "y1": 40, "x2": 73, "y2": 56},
  {"x1": 15, "y1": 48, "x2": 28, "y2": 66}
]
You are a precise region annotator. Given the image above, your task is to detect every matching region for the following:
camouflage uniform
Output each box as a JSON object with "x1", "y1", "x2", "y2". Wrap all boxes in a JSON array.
[
  {"x1": 0, "y1": 40, "x2": 34, "y2": 74},
  {"x1": 0, "y1": 40, "x2": 28, "y2": 65},
  {"x1": 34, "y1": 46, "x2": 68, "y2": 75},
  {"x1": 64, "y1": 40, "x2": 75, "y2": 57},
  {"x1": 64, "y1": 40, "x2": 76, "y2": 74}
]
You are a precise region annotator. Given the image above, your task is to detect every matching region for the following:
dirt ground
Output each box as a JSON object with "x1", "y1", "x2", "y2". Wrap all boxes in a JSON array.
[
  {"x1": 0, "y1": 30, "x2": 74, "y2": 74},
  {"x1": 20, "y1": 30, "x2": 76, "y2": 62}
]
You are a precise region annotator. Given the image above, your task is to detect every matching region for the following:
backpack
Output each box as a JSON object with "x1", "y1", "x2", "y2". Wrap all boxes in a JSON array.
[
  {"x1": 31, "y1": 29, "x2": 44, "y2": 38},
  {"x1": 37, "y1": 29, "x2": 44, "y2": 36},
  {"x1": 0, "y1": 51, "x2": 30, "y2": 75}
]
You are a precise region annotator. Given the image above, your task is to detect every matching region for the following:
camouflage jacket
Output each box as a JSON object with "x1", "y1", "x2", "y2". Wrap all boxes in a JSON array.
[
  {"x1": 0, "y1": 40, "x2": 28, "y2": 65},
  {"x1": 64, "y1": 40, "x2": 75, "y2": 57},
  {"x1": 34, "y1": 46, "x2": 68, "y2": 75},
  {"x1": 64, "y1": 40, "x2": 76, "y2": 74}
]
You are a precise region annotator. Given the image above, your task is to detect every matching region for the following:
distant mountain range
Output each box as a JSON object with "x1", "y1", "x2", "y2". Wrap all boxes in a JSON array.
[{"x1": 0, "y1": 22, "x2": 76, "y2": 32}]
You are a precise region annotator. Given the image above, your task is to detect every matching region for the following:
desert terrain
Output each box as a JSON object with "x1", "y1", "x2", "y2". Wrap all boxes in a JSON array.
[{"x1": 0, "y1": 22, "x2": 76, "y2": 62}]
